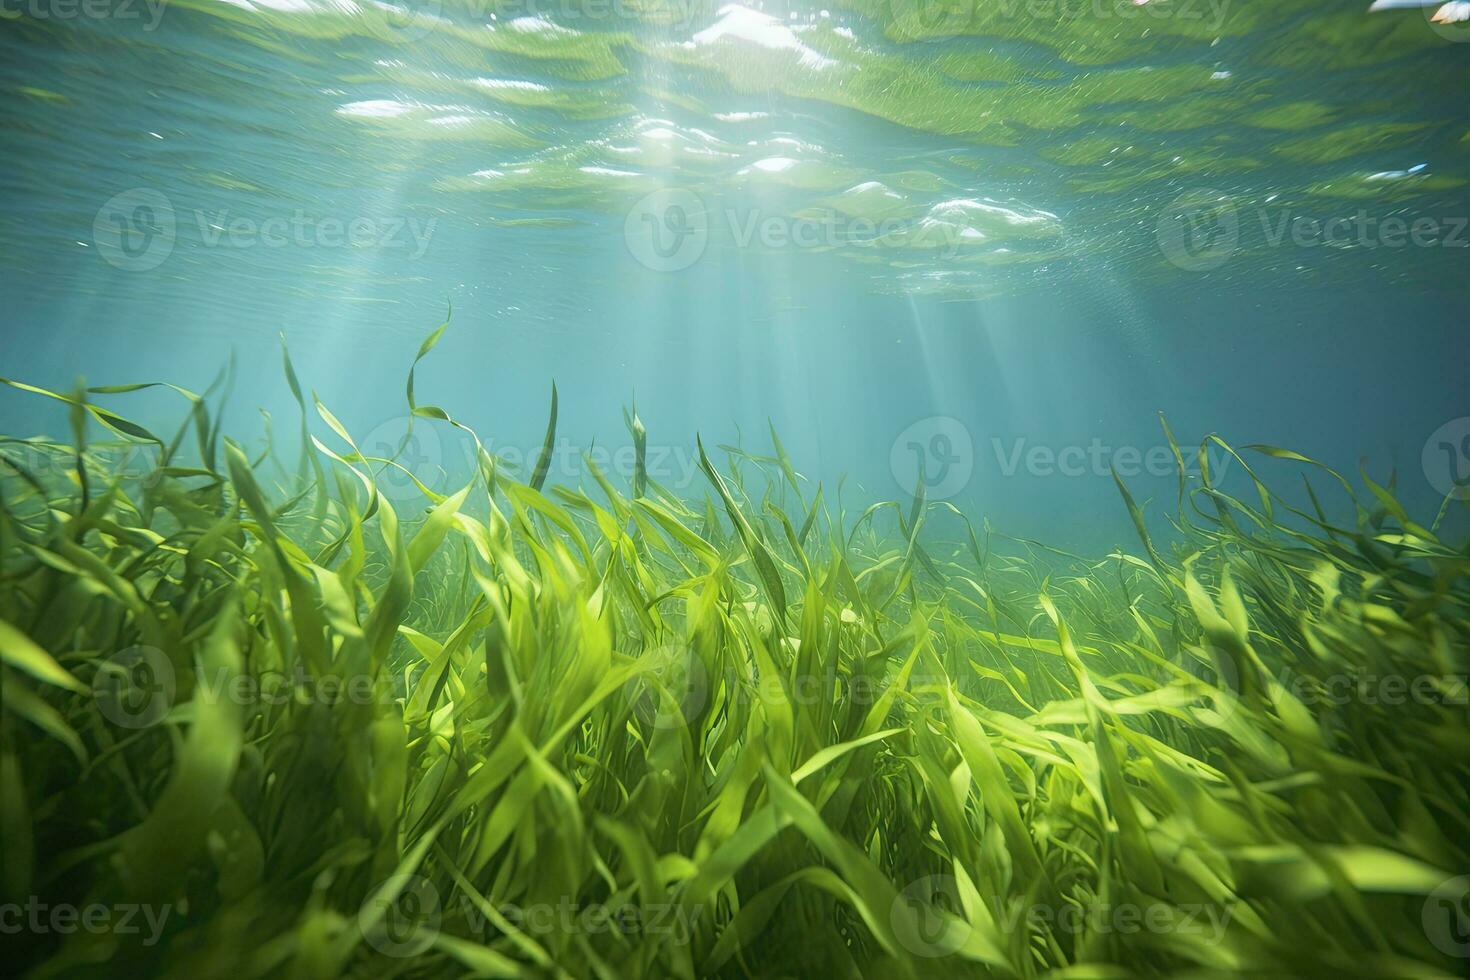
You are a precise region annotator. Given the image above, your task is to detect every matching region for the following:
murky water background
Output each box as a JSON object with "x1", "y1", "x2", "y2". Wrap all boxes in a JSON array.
[{"x1": 1, "y1": 0, "x2": 1467, "y2": 546}]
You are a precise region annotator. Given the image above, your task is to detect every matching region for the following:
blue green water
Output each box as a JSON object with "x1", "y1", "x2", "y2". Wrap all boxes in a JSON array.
[{"x1": 1, "y1": 0, "x2": 1468, "y2": 547}]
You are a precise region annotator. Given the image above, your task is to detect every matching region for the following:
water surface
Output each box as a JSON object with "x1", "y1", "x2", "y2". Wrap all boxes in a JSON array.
[{"x1": 2, "y1": 0, "x2": 1467, "y2": 542}]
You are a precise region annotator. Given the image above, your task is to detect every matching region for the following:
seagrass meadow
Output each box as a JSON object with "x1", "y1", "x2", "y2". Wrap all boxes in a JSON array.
[{"x1": 1, "y1": 322, "x2": 1468, "y2": 979}]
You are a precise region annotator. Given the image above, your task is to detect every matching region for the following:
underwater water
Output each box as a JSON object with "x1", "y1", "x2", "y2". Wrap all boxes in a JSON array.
[{"x1": 2, "y1": 0, "x2": 1470, "y2": 977}]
